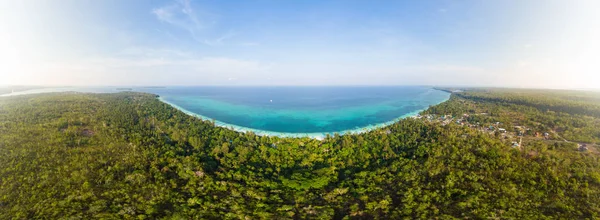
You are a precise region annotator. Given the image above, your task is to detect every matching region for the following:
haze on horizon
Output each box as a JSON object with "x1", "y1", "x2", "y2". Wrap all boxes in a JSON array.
[{"x1": 1, "y1": 0, "x2": 599, "y2": 89}]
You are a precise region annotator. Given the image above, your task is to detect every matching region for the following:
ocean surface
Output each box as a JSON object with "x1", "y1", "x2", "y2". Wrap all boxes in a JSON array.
[{"x1": 3, "y1": 86, "x2": 449, "y2": 138}]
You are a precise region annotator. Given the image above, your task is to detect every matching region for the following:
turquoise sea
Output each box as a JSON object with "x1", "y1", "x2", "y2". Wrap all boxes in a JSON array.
[{"x1": 3, "y1": 86, "x2": 449, "y2": 138}]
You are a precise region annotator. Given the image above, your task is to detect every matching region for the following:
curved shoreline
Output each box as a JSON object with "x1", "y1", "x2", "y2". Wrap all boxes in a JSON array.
[
  {"x1": 1, "y1": 86, "x2": 450, "y2": 139},
  {"x1": 158, "y1": 94, "x2": 449, "y2": 140}
]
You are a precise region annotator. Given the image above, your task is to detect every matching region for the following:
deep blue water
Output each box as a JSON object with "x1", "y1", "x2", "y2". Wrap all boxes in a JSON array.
[{"x1": 3, "y1": 86, "x2": 450, "y2": 136}]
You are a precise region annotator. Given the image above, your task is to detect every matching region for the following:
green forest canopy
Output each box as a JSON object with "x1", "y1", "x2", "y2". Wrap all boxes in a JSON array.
[{"x1": 0, "y1": 89, "x2": 599, "y2": 219}]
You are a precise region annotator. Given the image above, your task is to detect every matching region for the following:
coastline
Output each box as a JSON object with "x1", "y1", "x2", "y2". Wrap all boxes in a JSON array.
[
  {"x1": 158, "y1": 91, "x2": 450, "y2": 140},
  {"x1": 1, "y1": 86, "x2": 451, "y2": 139}
]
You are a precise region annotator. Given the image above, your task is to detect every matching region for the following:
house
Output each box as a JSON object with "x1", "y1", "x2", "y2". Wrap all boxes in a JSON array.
[
  {"x1": 579, "y1": 144, "x2": 589, "y2": 152},
  {"x1": 512, "y1": 142, "x2": 520, "y2": 148},
  {"x1": 498, "y1": 128, "x2": 507, "y2": 133}
]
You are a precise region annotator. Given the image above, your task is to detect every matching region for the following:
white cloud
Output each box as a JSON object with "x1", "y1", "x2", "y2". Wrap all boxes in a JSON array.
[
  {"x1": 152, "y1": 0, "x2": 209, "y2": 43},
  {"x1": 4, "y1": 54, "x2": 271, "y2": 86},
  {"x1": 152, "y1": 0, "x2": 237, "y2": 46},
  {"x1": 118, "y1": 47, "x2": 193, "y2": 58},
  {"x1": 240, "y1": 42, "x2": 260, "y2": 47},
  {"x1": 202, "y1": 31, "x2": 237, "y2": 46}
]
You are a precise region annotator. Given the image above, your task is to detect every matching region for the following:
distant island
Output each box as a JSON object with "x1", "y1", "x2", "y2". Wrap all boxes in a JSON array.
[
  {"x1": 116, "y1": 86, "x2": 166, "y2": 91},
  {"x1": 0, "y1": 86, "x2": 43, "y2": 95}
]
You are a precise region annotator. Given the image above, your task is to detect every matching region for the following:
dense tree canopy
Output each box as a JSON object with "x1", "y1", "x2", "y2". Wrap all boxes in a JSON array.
[{"x1": 1, "y1": 90, "x2": 599, "y2": 219}]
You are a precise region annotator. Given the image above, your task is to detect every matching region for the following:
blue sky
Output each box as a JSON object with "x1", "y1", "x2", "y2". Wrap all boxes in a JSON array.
[{"x1": 1, "y1": 0, "x2": 599, "y2": 88}]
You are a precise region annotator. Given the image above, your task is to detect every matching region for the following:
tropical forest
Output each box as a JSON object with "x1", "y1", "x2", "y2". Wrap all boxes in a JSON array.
[{"x1": 1, "y1": 88, "x2": 599, "y2": 219}]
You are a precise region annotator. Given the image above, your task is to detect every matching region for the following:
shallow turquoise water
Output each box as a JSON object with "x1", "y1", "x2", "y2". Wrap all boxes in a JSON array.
[{"x1": 3, "y1": 86, "x2": 449, "y2": 137}]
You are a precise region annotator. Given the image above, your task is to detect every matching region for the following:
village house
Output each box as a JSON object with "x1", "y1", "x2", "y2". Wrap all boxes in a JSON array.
[{"x1": 543, "y1": 132, "x2": 550, "y2": 139}]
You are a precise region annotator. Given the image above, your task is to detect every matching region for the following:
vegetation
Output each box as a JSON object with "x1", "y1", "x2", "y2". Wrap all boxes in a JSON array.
[
  {"x1": 1, "y1": 89, "x2": 599, "y2": 219},
  {"x1": 428, "y1": 88, "x2": 600, "y2": 144}
]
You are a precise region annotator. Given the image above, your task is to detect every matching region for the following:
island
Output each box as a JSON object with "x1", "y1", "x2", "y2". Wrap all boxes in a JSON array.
[{"x1": 0, "y1": 88, "x2": 598, "y2": 219}]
